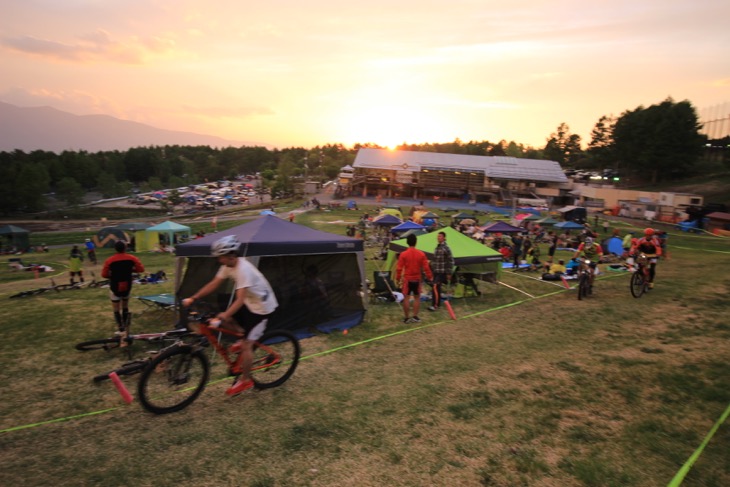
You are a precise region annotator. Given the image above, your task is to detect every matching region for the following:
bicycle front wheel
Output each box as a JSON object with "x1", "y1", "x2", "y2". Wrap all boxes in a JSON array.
[
  {"x1": 630, "y1": 272, "x2": 646, "y2": 298},
  {"x1": 577, "y1": 274, "x2": 589, "y2": 300},
  {"x1": 137, "y1": 345, "x2": 209, "y2": 414},
  {"x1": 76, "y1": 337, "x2": 122, "y2": 352},
  {"x1": 249, "y1": 331, "x2": 300, "y2": 389}
]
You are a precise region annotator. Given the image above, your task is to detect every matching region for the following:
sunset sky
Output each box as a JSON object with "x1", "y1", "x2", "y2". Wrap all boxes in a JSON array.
[{"x1": 2, "y1": 0, "x2": 729, "y2": 149}]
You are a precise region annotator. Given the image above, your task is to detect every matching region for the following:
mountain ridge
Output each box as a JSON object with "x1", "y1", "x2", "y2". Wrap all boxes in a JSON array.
[{"x1": 0, "y1": 101, "x2": 263, "y2": 152}]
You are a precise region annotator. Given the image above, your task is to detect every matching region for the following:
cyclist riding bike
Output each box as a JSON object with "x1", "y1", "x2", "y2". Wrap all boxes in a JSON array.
[
  {"x1": 572, "y1": 237, "x2": 603, "y2": 287},
  {"x1": 630, "y1": 228, "x2": 661, "y2": 289},
  {"x1": 181, "y1": 235, "x2": 278, "y2": 396}
]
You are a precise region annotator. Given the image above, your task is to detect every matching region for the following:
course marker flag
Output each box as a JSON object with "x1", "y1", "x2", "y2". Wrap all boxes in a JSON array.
[
  {"x1": 109, "y1": 372, "x2": 134, "y2": 404},
  {"x1": 444, "y1": 300, "x2": 457, "y2": 320}
]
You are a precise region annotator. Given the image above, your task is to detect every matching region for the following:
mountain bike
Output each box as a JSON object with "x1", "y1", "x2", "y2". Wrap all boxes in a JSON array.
[
  {"x1": 137, "y1": 303, "x2": 300, "y2": 414},
  {"x1": 576, "y1": 258, "x2": 594, "y2": 300},
  {"x1": 76, "y1": 327, "x2": 191, "y2": 354},
  {"x1": 9, "y1": 278, "x2": 58, "y2": 298},
  {"x1": 630, "y1": 253, "x2": 651, "y2": 298}
]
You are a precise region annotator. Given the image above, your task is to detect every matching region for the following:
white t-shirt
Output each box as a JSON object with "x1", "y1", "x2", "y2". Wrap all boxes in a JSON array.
[{"x1": 216, "y1": 258, "x2": 278, "y2": 315}]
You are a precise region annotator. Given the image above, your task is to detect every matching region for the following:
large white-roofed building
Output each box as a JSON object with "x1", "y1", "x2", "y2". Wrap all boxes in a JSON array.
[{"x1": 345, "y1": 148, "x2": 571, "y2": 206}]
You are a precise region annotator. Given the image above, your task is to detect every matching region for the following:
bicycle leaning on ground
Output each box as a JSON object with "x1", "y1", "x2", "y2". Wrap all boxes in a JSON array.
[
  {"x1": 630, "y1": 253, "x2": 651, "y2": 298},
  {"x1": 136, "y1": 302, "x2": 300, "y2": 414}
]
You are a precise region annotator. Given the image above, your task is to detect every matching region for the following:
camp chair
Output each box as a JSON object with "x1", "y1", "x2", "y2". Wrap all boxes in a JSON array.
[
  {"x1": 369, "y1": 271, "x2": 397, "y2": 303},
  {"x1": 137, "y1": 293, "x2": 177, "y2": 314}
]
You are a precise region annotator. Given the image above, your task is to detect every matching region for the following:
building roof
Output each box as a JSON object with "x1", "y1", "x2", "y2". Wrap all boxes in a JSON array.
[{"x1": 352, "y1": 148, "x2": 568, "y2": 183}]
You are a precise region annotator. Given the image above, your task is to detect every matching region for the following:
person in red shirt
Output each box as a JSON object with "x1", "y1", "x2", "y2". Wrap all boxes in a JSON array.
[
  {"x1": 395, "y1": 234, "x2": 433, "y2": 324},
  {"x1": 101, "y1": 240, "x2": 145, "y2": 333},
  {"x1": 630, "y1": 228, "x2": 662, "y2": 288}
]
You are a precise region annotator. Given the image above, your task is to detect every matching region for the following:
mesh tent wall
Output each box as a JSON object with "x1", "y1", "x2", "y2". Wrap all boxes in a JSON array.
[{"x1": 174, "y1": 216, "x2": 367, "y2": 335}]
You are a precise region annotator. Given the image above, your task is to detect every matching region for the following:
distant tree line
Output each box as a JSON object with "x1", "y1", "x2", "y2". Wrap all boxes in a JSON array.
[{"x1": 0, "y1": 97, "x2": 722, "y2": 215}]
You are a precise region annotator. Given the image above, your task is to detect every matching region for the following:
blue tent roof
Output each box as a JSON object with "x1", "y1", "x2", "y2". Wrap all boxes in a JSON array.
[
  {"x1": 175, "y1": 215, "x2": 363, "y2": 257},
  {"x1": 146, "y1": 221, "x2": 191, "y2": 232},
  {"x1": 371, "y1": 214, "x2": 402, "y2": 226},
  {"x1": 553, "y1": 221, "x2": 585, "y2": 230},
  {"x1": 391, "y1": 221, "x2": 425, "y2": 232}
]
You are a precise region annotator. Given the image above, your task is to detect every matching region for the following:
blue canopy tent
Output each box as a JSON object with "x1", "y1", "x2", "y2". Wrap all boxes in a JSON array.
[
  {"x1": 371, "y1": 214, "x2": 402, "y2": 226},
  {"x1": 391, "y1": 221, "x2": 425, "y2": 234},
  {"x1": 175, "y1": 216, "x2": 367, "y2": 337},
  {"x1": 553, "y1": 221, "x2": 585, "y2": 230},
  {"x1": 139, "y1": 221, "x2": 191, "y2": 251}
]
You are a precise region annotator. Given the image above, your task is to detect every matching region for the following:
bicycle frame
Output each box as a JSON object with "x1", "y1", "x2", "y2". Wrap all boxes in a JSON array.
[{"x1": 193, "y1": 323, "x2": 281, "y2": 376}]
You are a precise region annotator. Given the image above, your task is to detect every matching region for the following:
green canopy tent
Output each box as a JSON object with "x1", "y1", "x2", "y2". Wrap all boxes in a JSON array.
[
  {"x1": 139, "y1": 221, "x2": 191, "y2": 251},
  {"x1": 113, "y1": 222, "x2": 153, "y2": 252},
  {"x1": 385, "y1": 227, "x2": 502, "y2": 288},
  {"x1": 536, "y1": 217, "x2": 559, "y2": 225},
  {"x1": 0, "y1": 224, "x2": 30, "y2": 251}
]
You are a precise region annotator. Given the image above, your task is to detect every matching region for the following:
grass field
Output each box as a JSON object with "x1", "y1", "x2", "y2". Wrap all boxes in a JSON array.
[{"x1": 1, "y1": 207, "x2": 729, "y2": 487}]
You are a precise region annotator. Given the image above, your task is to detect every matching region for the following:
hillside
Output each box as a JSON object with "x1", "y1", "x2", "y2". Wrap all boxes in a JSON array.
[
  {"x1": 631, "y1": 172, "x2": 730, "y2": 207},
  {"x1": 0, "y1": 101, "x2": 258, "y2": 152}
]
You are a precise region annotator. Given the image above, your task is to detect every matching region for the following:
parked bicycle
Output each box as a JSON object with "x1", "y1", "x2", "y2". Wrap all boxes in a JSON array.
[
  {"x1": 630, "y1": 253, "x2": 651, "y2": 298},
  {"x1": 9, "y1": 278, "x2": 58, "y2": 298},
  {"x1": 76, "y1": 327, "x2": 191, "y2": 355},
  {"x1": 136, "y1": 303, "x2": 300, "y2": 414}
]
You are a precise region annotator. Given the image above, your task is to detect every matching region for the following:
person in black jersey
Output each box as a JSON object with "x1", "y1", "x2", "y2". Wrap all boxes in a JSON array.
[{"x1": 101, "y1": 240, "x2": 145, "y2": 332}]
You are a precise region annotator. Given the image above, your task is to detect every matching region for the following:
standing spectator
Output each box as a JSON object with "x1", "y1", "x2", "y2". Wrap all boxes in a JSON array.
[
  {"x1": 428, "y1": 231, "x2": 454, "y2": 312},
  {"x1": 602, "y1": 219, "x2": 610, "y2": 234},
  {"x1": 511, "y1": 233, "x2": 524, "y2": 270},
  {"x1": 289, "y1": 212, "x2": 295, "y2": 222},
  {"x1": 101, "y1": 241, "x2": 145, "y2": 333},
  {"x1": 69, "y1": 245, "x2": 85, "y2": 285},
  {"x1": 395, "y1": 234, "x2": 433, "y2": 324},
  {"x1": 547, "y1": 231, "x2": 558, "y2": 263},
  {"x1": 85, "y1": 238, "x2": 97, "y2": 265}
]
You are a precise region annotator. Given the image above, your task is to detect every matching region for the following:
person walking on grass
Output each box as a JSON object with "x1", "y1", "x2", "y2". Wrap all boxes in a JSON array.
[
  {"x1": 428, "y1": 231, "x2": 454, "y2": 312},
  {"x1": 395, "y1": 233, "x2": 433, "y2": 324},
  {"x1": 101, "y1": 240, "x2": 145, "y2": 334}
]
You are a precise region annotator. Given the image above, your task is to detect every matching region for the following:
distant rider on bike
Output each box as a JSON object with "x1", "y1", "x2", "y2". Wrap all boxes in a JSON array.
[
  {"x1": 630, "y1": 228, "x2": 661, "y2": 289},
  {"x1": 572, "y1": 237, "x2": 603, "y2": 287}
]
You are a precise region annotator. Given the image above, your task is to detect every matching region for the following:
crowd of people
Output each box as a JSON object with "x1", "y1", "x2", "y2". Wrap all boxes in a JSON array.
[{"x1": 359, "y1": 204, "x2": 668, "y2": 311}]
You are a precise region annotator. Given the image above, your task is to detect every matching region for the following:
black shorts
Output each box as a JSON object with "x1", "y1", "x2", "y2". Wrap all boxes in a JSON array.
[
  {"x1": 402, "y1": 280, "x2": 421, "y2": 296},
  {"x1": 231, "y1": 307, "x2": 271, "y2": 341}
]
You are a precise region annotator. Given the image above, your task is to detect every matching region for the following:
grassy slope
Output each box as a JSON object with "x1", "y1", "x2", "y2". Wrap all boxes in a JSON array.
[{"x1": 0, "y1": 207, "x2": 728, "y2": 487}]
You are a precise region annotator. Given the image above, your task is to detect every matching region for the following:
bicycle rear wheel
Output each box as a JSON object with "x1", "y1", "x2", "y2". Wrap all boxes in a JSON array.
[
  {"x1": 248, "y1": 331, "x2": 300, "y2": 389},
  {"x1": 137, "y1": 345, "x2": 209, "y2": 414},
  {"x1": 76, "y1": 337, "x2": 122, "y2": 352},
  {"x1": 630, "y1": 272, "x2": 646, "y2": 298},
  {"x1": 93, "y1": 359, "x2": 149, "y2": 383}
]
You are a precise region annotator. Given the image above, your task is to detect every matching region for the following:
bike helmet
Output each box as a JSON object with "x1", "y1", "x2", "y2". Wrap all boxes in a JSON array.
[
  {"x1": 644, "y1": 228, "x2": 654, "y2": 236},
  {"x1": 211, "y1": 235, "x2": 240, "y2": 257}
]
